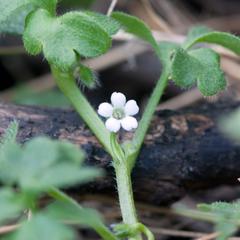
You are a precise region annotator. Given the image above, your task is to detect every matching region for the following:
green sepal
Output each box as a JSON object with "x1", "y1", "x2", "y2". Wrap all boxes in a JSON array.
[{"x1": 75, "y1": 64, "x2": 98, "y2": 89}]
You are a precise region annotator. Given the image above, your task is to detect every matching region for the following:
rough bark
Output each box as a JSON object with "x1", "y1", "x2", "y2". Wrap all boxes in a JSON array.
[{"x1": 0, "y1": 102, "x2": 239, "y2": 205}]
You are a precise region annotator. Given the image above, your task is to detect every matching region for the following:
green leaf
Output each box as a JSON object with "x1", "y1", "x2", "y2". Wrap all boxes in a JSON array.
[
  {"x1": 112, "y1": 12, "x2": 161, "y2": 57},
  {"x1": 0, "y1": 143, "x2": 22, "y2": 185},
  {"x1": 216, "y1": 222, "x2": 237, "y2": 240},
  {"x1": 0, "y1": 136, "x2": 101, "y2": 192},
  {"x1": 171, "y1": 47, "x2": 226, "y2": 96},
  {"x1": 46, "y1": 201, "x2": 105, "y2": 228},
  {"x1": 198, "y1": 201, "x2": 240, "y2": 240},
  {"x1": 0, "y1": 188, "x2": 25, "y2": 224},
  {"x1": 45, "y1": 201, "x2": 117, "y2": 240},
  {"x1": 0, "y1": 121, "x2": 18, "y2": 149},
  {"x1": 183, "y1": 26, "x2": 240, "y2": 55},
  {"x1": 158, "y1": 42, "x2": 180, "y2": 67},
  {"x1": 23, "y1": 9, "x2": 112, "y2": 71},
  {"x1": 0, "y1": 5, "x2": 34, "y2": 35},
  {"x1": 220, "y1": 108, "x2": 240, "y2": 142},
  {"x1": 47, "y1": 189, "x2": 117, "y2": 240},
  {"x1": 0, "y1": 0, "x2": 57, "y2": 27},
  {"x1": 13, "y1": 214, "x2": 76, "y2": 240},
  {"x1": 82, "y1": 11, "x2": 120, "y2": 35}
]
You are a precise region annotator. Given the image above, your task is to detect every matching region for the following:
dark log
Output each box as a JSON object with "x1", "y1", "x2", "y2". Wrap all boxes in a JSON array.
[{"x1": 0, "y1": 102, "x2": 239, "y2": 205}]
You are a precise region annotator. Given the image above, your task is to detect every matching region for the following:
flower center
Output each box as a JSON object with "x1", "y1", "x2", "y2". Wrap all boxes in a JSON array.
[{"x1": 112, "y1": 108, "x2": 125, "y2": 120}]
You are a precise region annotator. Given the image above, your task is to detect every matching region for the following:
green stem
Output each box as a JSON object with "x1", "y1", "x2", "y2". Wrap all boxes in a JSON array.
[
  {"x1": 114, "y1": 161, "x2": 138, "y2": 225},
  {"x1": 48, "y1": 188, "x2": 117, "y2": 240},
  {"x1": 51, "y1": 66, "x2": 114, "y2": 156},
  {"x1": 130, "y1": 69, "x2": 170, "y2": 168},
  {"x1": 114, "y1": 158, "x2": 143, "y2": 240}
]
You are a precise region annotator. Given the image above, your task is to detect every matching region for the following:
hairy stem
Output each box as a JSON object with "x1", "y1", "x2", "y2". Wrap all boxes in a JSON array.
[{"x1": 114, "y1": 159, "x2": 142, "y2": 240}]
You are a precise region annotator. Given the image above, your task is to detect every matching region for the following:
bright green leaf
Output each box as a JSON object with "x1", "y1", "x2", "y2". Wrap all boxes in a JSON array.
[
  {"x1": 183, "y1": 26, "x2": 240, "y2": 55},
  {"x1": 13, "y1": 214, "x2": 76, "y2": 240},
  {"x1": 171, "y1": 47, "x2": 226, "y2": 96},
  {"x1": 0, "y1": 188, "x2": 25, "y2": 224},
  {"x1": 23, "y1": 9, "x2": 112, "y2": 71},
  {"x1": 112, "y1": 12, "x2": 161, "y2": 57}
]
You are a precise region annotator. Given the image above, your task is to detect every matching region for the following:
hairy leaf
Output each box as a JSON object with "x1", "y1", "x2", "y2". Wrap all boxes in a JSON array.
[
  {"x1": 171, "y1": 47, "x2": 226, "y2": 96},
  {"x1": 13, "y1": 214, "x2": 76, "y2": 240},
  {"x1": 183, "y1": 26, "x2": 240, "y2": 55},
  {"x1": 112, "y1": 12, "x2": 161, "y2": 57},
  {"x1": 23, "y1": 9, "x2": 112, "y2": 70},
  {"x1": 82, "y1": 11, "x2": 120, "y2": 35}
]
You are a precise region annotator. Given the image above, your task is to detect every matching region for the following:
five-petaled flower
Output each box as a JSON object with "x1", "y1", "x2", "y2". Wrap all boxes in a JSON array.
[{"x1": 98, "y1": 92, "x2": 139, "y2": 133}]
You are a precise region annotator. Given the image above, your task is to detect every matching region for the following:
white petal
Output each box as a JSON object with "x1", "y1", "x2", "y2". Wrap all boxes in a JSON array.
[
  {"x1": 105, "y1": 118, "x2": 121, "y2": 133},
  {"x1": 111, "y1": 92, "x2": 126, "y2": 107},
  {"x1": 98, "y1": 102, "x2": 113, "y2": 118},
  {"x1": 121, "y1": 116, "x2": 138, "y2": 131},
  {"x1": 124, "y1": 100, "x2": 139, "y2": 116}
]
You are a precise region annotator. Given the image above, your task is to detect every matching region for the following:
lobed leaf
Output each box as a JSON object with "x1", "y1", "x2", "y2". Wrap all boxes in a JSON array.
[
  {"x1": 23, "y1": 9, "x2": 112, "y2": 71},
  {"x1": 183, "y1": 26, "x2": 240, "y2": 55},
  {"x1": 171, "y1": 47, "x2": 226, "y2": 96},
  {"x1": 0, "y1": 136, "x2": 101, "y2": 192}
]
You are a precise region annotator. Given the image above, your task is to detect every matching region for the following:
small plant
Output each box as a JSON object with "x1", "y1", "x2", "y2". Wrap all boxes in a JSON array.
[
  {"x1": 1, "y1": 0, "x2": 240, "y2": 239},
  {"x1": 0, "y1": 122, "x2": 116, "y2": 240}
]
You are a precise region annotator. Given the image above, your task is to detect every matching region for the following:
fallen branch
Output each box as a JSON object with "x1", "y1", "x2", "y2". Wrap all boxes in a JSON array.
[{"x1": 0, "y1": 102, "x2": 239, "y2": 205}]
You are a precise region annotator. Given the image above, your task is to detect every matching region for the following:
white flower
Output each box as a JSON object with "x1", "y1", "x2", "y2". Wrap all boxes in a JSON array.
[{"x1": 98, "y1": 92, "x2": 139, "y2": 133}]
